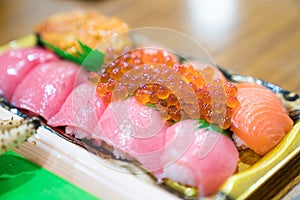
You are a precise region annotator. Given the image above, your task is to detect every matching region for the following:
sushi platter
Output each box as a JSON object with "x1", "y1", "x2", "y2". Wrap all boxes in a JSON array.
[{"x1": 0, "y1": 10, "x2": 300, "y2": 200}]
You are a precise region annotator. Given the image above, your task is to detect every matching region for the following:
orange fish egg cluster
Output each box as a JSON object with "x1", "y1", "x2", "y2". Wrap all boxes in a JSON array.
[{"x1": 96, "y1": 49, "x2": 238, "y2": 129}]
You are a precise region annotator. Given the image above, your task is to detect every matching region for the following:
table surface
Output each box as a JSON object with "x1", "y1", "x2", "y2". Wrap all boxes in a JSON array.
[
  {"x1": 1, "y1": 0, "x2": 299, "y2": 94},
  {"x1": 0, "y1": 0, "x2": 299, "y2": 199}
]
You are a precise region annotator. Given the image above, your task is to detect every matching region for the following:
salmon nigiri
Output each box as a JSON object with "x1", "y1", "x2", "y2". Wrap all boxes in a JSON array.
[{"x1": 230, "y1": 83, "x2": 293, "y2": 155}]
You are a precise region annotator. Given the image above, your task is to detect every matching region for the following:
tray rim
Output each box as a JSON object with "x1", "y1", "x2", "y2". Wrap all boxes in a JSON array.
[{"x1": 1, "y1": 34, "x2": 300, "y2": 200}]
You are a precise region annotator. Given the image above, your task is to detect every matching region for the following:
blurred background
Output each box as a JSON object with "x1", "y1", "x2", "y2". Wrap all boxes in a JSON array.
[{"x1": 0, "y1": 0, "x2": 299, "y2": 93}]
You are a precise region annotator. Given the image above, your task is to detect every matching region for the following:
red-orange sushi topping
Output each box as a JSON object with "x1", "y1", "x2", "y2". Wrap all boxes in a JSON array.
[{"x1": 97, "y1": 49, "x2": 238, "y2": 128}]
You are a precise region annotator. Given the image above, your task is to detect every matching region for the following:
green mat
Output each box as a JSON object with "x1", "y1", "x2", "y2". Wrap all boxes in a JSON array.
[{"x1": 0, "y1": 151, "x2": 98, "y2": 200}]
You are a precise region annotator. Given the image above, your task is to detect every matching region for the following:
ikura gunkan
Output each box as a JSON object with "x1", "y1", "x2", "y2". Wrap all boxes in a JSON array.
[
  {"x1": 96, "y1": 49, "x2": 238, "y2": 129},
  {"x1": 0, "y1": 23, "x2": 294, "y2": 198}
]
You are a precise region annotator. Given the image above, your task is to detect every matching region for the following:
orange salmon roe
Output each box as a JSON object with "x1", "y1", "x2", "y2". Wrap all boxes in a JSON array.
[{"x1": 97, "y1": 48, "x2": 238, "y2": 128}]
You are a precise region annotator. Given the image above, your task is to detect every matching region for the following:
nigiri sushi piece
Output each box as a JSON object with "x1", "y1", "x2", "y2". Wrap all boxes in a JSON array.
[
  {"x1": 35, "y1": 9, "x2": 130, "y2": 55},
  {"x1": 230, "y1": 83, "x2": 293, "y2": 155},
  {"x1": 48, "y1": 82, "x2": 106, "y2": 139},
  {"x1": 0, "y1": 117, "x2": 41, "y2": 155},
  {"x1": 158, "y1": 119, "x2": 239, "y2": 196},
  {"x1": 0, "y1": 47, "x2": 58, "y2": 100},
  {"x1": 94, "y1": 97, "x2": 167, "y2": 171},
  {"x1": 11, "y1": 60, "x2": 88, "y2": 120}
]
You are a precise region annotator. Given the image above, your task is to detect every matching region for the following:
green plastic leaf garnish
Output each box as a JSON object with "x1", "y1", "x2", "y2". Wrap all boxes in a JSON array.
[
  {"x1": 39, "y1": 38, "x2": 104, "y2": 72},
  {"x1": 145, "y1": 103, "x2": 156, "y2": 108},
  {"x1": 197, "y1": 119, "x2": 230, "y2": 137}
]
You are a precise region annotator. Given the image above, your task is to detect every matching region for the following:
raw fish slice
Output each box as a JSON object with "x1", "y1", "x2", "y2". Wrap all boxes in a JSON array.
[
  {"x1": 159, "y1": 119, "x2": 239, "y2": 196},
  {"x1": 230, "y1": 83, "x2": 293, "y2": 155},
  {"x1": 11, "y1": 60, "x2": 87, "y2": 120},
  {"x1": 0, "y1": 47, "x2": 58, "y2": 100},
  {"x1": 94, "y1": 97, "x2": 166, "y2": 171},
  {"x1": 48, "y1": 82, "x2": 106, "y2": 139}
]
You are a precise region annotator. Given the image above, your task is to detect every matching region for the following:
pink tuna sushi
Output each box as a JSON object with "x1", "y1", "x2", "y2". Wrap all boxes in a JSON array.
[
  {"x1": 159, "y1": 119, "x2": 239, "y2": 196},
  {"x1": 94, "y1": 97, "x2": 167, "y2": 171},
  {"x1": 11, "y1": 60, "x2": 88, "y2": 120},
  {"x1": 48, "y1": 82, "x2": 106, "y2": 139},
  {"x1": 0, "y1": 47, "x2": 58, "y2": 100}
]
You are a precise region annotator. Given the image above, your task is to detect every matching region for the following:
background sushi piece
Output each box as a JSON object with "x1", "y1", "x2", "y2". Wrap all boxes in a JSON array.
[{"x1": 35, "y1": 9, "x2": 131, "y2": 56}]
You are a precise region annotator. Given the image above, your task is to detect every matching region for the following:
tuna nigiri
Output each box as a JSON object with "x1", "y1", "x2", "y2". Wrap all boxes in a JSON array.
[
  {"x1": 48, "y1": 82, "x2": 106, "y2": 139},
  {"x1": 0, "y1": 47, "x2": 58, "y2": 100},
  {"x1": 11, "y1": 60, "x2": 88, "y2": 120},
  {"x1": 159, "y1": 119, "x2": 239, "y2": 196},
  {"x1": 94, "y1": 97, "x2": 167, "y2": 171},
  {"x1": 230, "y1": 83, "x2": 293, "y2": 155}
]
